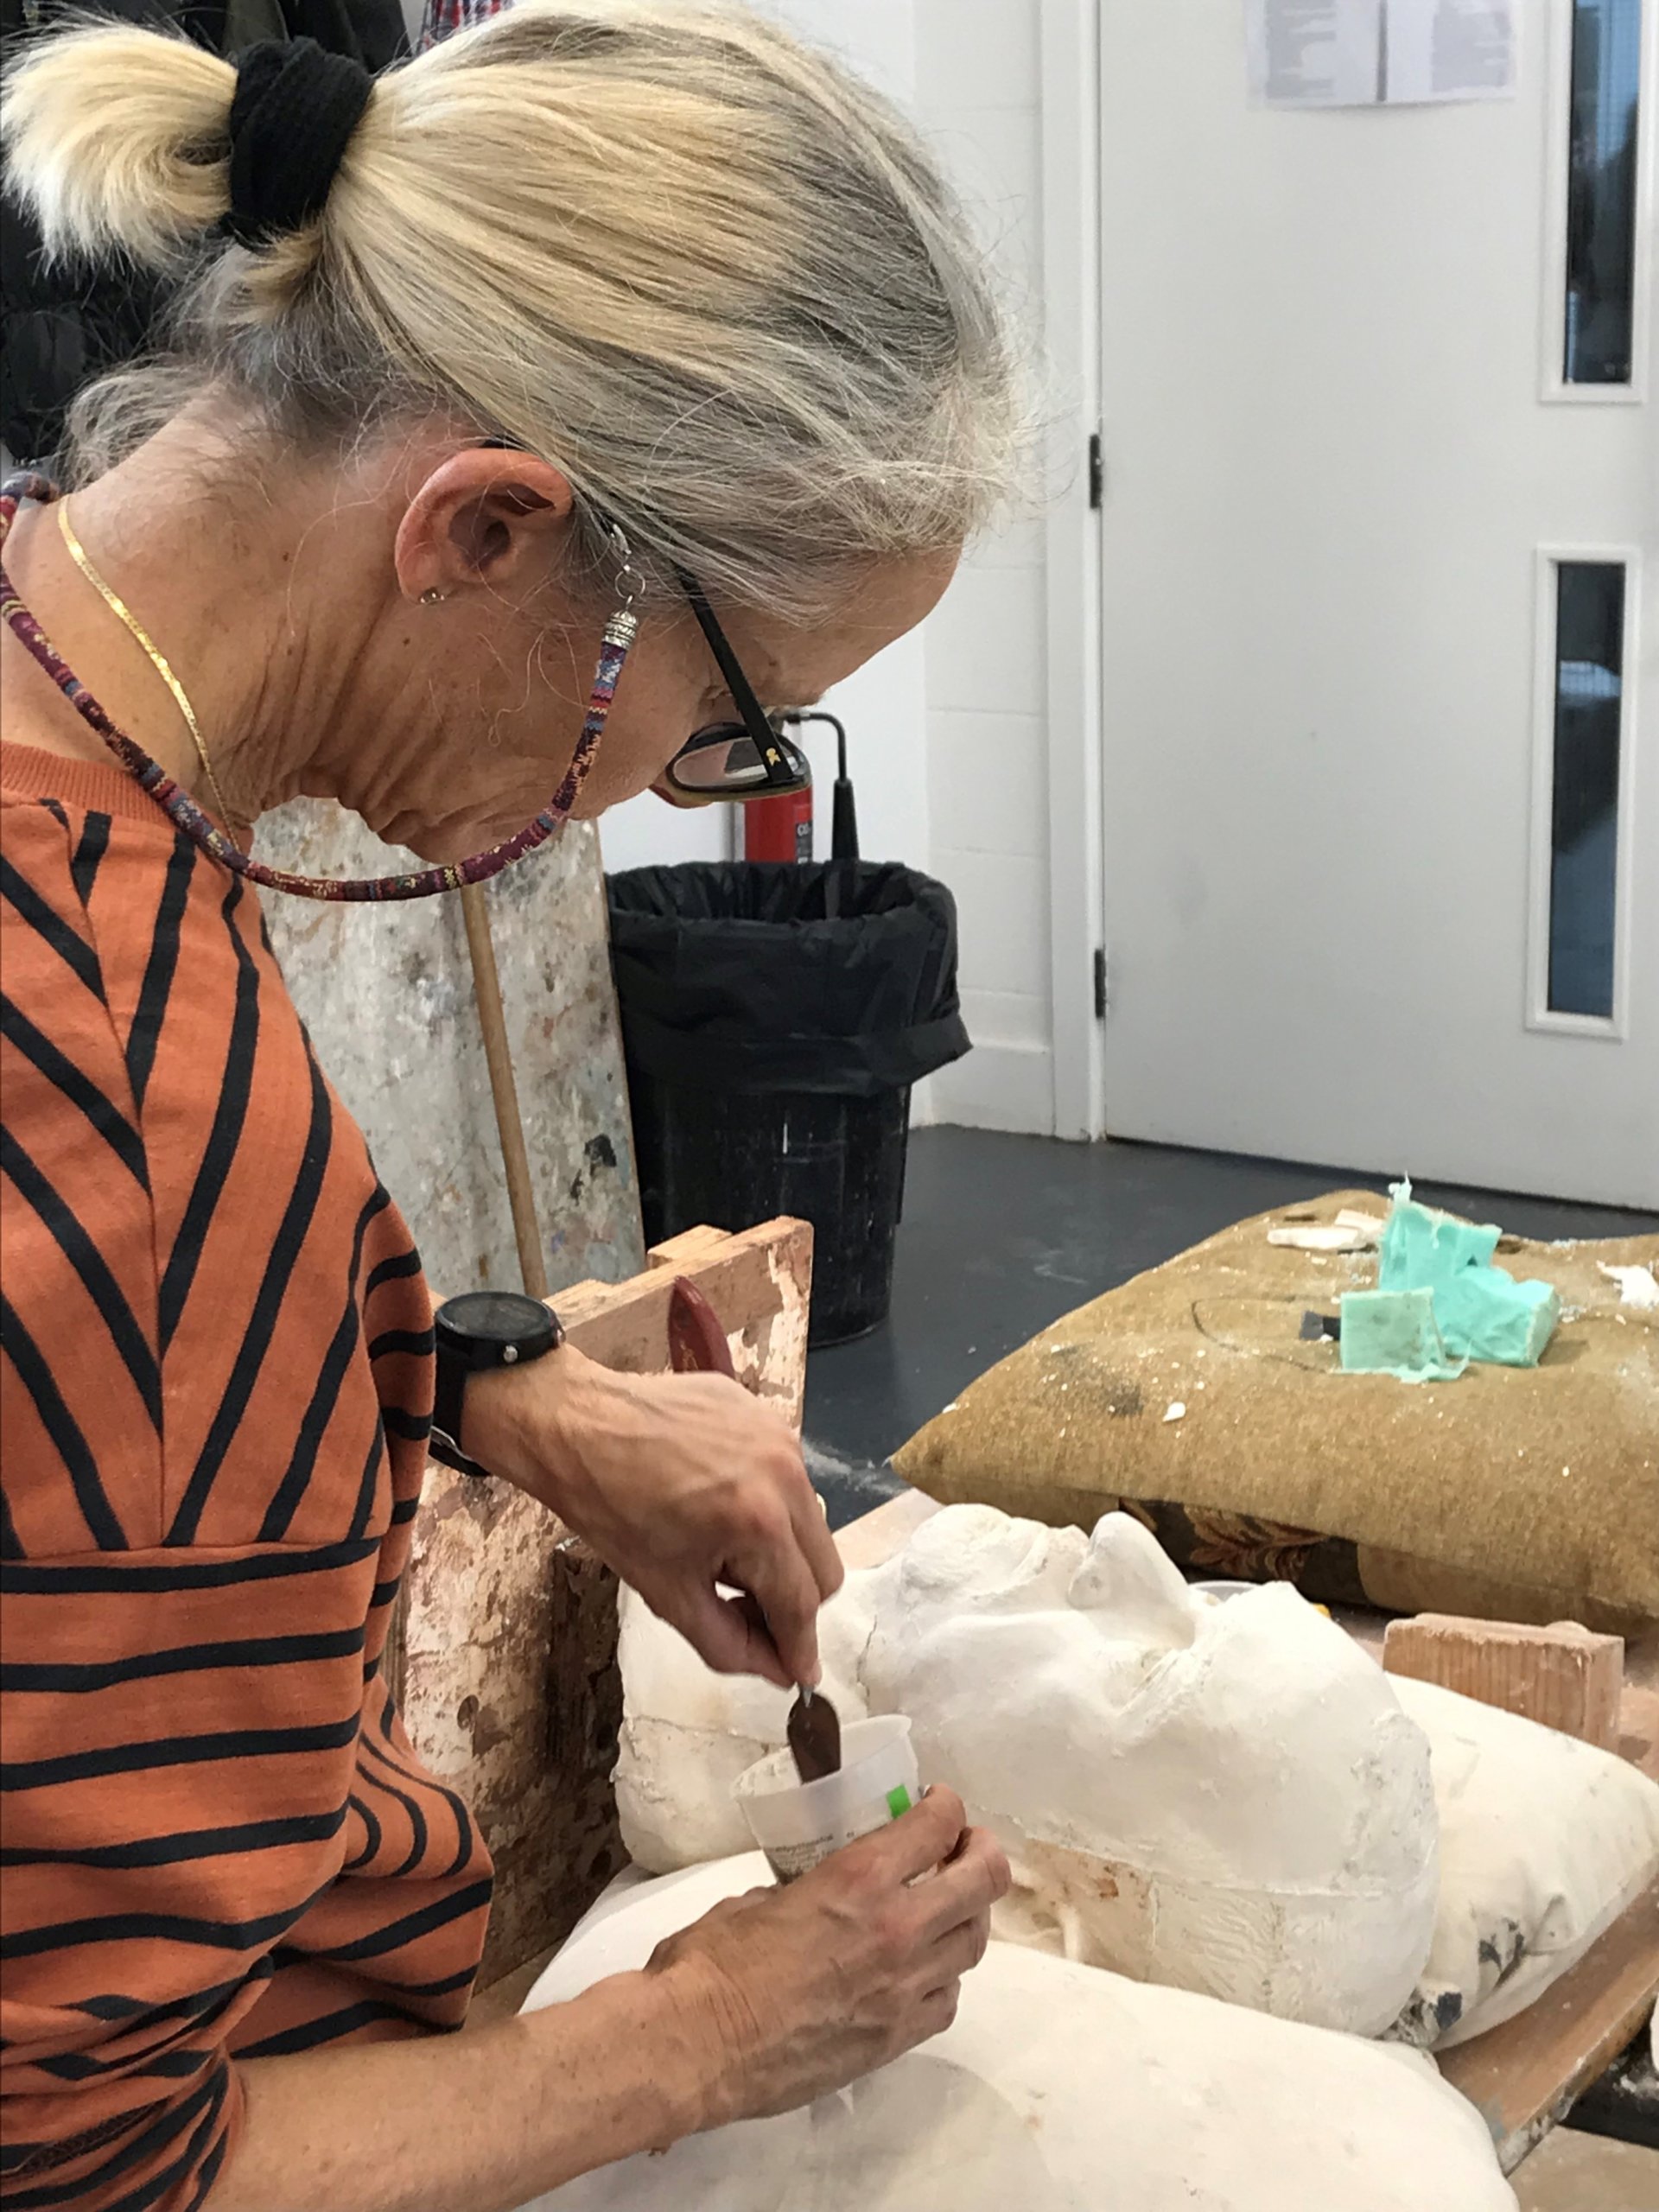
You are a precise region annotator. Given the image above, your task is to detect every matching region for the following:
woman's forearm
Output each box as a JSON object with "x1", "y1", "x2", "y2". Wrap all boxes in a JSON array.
[{"x1": 212, "y1": 1967, "x2": 708, "y2": 2212}]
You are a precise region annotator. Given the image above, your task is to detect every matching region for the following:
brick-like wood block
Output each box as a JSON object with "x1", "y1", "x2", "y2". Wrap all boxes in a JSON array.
[{"x1": 1383, "y1": 1612, "x2": 1624, "y2": 1750}]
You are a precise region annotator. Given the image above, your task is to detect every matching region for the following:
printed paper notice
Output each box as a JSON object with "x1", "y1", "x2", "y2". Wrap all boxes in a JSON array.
[
  {"x1": 1246, "y1": 0, "x2": 1515, "y2": 107},
  {"x1": 1247, "y1": 0, "x2": 1383, "y2": 107},
  {"x1": 1383, "y1": 0, "x2": 1516, "y2": 104}
]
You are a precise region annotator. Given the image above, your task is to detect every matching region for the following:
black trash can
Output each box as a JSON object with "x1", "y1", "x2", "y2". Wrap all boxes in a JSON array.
[{"x1": 607, "y1": 861, "x2": 970, "y2": 1346}]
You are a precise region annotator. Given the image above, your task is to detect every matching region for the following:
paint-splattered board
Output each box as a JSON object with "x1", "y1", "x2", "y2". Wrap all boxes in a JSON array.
[
  {"x1": 836, "y1": 1489, "x2": 1659, "y2": 2178},
  {"x1": 397, "y1": 1216, "x2": 814, "y2": 1982}
]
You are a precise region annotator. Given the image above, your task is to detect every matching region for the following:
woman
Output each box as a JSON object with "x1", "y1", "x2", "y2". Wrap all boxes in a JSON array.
[{"x1": 0, "y1": 8, "x2": 1020, "y2": 2209}]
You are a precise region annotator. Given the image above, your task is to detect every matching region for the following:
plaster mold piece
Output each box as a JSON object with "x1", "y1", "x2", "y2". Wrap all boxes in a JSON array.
[
  {"x1": 520, "y1": 1857, "x2": 1516, "y2": 2212},
  {"x1": 857, "y1": 1509, "x2": 1438, "y2": 2035},
  {"x1": 1387, "y1": 1674, "x2": 1659, "y2": 2049},
  {"x1": 614, "y1": 1508, "x2": 1440, "y2": 2036}
]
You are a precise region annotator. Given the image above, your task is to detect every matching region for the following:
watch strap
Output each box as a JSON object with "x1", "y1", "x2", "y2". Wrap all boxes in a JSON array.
[
  {"x1": 428, "y1": 1426, "x2": 494, "y2": 1483},
  {"x1": 430, "y1": 1293, "x2": 563, "y2": 1483}
]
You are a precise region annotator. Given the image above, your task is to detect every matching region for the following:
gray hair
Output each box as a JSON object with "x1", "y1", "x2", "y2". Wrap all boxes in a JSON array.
[{"x1": 2, "y1": 1, "x2": 1027, "y2": 613}]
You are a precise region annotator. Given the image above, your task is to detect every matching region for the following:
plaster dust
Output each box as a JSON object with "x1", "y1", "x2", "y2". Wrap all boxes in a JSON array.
[
  {"x1": 615, "y1": 1507, "x2": 1440, "y2": 2037},
  {"x1": 517, "y1": 1855, "x2": 1516, "y2": 2212}
]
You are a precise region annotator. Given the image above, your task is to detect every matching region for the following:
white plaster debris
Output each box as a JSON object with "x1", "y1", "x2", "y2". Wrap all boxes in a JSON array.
[
  {"x1": 524, "y1": 1855, "x2": 1514, "y2": 2212},
  {"x1": 1268, "y1": 1219, "x2": 1382, "y2": 1252},
  {"x1": 1599, "y1": 1262, "x2": 1659, "y2": 1310},
  {"x1": 614, "y1": 1508, "x2": 1439, "y2": 2038},
  {"x1": 1163, "y1": 1401, "x2": 1186, "y2": 1423}
]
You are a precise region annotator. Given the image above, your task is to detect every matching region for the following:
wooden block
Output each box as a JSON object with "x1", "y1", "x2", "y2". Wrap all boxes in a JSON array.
[
  {"x1": 647, "y1": 1224, "x2": 734, "y2": 1271},
  {"x1": 559, "y1": 1215, "x2": 814, "y2": 1432},
  {"x1": 1382, "y1": 1612, "x2": 1624, "y2": 1750}
]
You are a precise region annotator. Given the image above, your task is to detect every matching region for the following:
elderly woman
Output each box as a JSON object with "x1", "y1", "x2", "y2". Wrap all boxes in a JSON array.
[{"x1": 0, "y1": 9, "x2": 1020, "y2": 2209}]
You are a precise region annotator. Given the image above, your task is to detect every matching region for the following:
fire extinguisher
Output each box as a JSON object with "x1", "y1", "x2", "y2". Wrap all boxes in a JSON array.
[
  {"x1": 741, "y1": 712, "x2": 859, "y2": 864},
  {"x1": 741, "y1": 772, "x2": 815, "y2": 864}
]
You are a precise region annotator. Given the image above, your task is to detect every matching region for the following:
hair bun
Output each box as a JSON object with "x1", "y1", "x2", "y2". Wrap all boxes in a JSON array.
[{"x1": 2, "y1": 25, "x2": 239, "y2": 270}]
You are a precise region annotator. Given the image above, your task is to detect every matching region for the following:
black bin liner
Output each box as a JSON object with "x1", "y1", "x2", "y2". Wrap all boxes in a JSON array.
[{"x1": 608, "y1": 861, "x2": 969, "y2": 1345}]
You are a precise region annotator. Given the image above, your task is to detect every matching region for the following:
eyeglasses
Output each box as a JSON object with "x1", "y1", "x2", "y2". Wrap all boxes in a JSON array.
[
  {"x1": 475, "y1": 444, "x2": 809, "y2": 803},
  {"x1": 660, "y1": 568, "x2": 813, "y2": 804}
]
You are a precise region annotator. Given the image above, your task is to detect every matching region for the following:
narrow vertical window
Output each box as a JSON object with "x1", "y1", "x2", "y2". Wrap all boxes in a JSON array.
[
  {"x1": 1548, "y1": 563, "x2": 1626, "y2": 1017},
  {"x1": 1564, "y1": 0, "x2": 1643, "y2": 385}
]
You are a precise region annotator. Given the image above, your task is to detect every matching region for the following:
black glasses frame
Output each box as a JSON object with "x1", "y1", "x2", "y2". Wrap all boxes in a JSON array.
[{"x1": 665, "y1": 566, "x2": 811, "y2": 802}]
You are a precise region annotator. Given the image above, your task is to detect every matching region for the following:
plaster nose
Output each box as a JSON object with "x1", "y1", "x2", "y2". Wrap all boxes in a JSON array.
[{"x1": 1068, "y1": 1511, "x2": 1198, "y2": 1649}]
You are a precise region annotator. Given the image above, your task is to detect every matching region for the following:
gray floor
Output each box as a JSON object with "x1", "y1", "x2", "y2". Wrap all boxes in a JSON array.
[{"x1": 802, "y1": 1128, "x2": 1658, "y2": 1527}]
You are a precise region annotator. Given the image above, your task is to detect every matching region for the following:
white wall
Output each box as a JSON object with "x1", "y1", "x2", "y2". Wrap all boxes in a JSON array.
[
  {"x1": 601, "y1": 0, "x2": 1063, "y2": 1135},
  {"x1": 603, "y1": 0, "x2": 934, "y2": 891},
  {"x1": 913, "y1": 0, "x2": 1056, "y2": 1134}
]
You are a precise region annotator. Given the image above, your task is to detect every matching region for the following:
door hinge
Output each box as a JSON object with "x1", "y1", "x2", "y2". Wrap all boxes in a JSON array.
[
  {"x1": 1093, "y1": 947, "x2": 1109, "y2": 1020},
  {"x1": 1087, "y1": 432, "x2": 1104, "y2": 510}
]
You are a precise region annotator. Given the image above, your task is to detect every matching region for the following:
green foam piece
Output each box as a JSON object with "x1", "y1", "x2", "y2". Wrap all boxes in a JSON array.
[
  {"x1": 1434, "y1": 1269, "x2": 1560, "y2": 1366},
  {"x1": 1376, "y1": 1179, "x2": 1560, "y2": 1367},
  {"x1": 1339, "y1": 1287, "x2": 1467, "y2": 1382},
  {"x1": 1377, "y1": 1185, "x2": 1500, "y2": 1294}
]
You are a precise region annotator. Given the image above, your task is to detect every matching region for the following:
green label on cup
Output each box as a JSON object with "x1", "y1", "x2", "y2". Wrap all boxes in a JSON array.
[{"x1": 886, "y1": 1785, "x2": 912, "y2": 1821}]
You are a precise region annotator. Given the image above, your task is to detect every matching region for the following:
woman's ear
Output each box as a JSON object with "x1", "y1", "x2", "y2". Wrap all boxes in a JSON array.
[{"x1": 395, "y1": 447, "x2": 578, "y2": 604}]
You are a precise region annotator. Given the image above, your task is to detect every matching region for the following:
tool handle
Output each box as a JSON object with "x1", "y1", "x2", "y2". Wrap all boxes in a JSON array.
[{"x1": 666, "y1": 1275, "x2": 740, "y2": 1381}]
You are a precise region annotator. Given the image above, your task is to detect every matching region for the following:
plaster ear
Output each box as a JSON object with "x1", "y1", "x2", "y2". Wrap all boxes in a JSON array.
[{"x1": 1068, "y1": 1512, "x2": 1198, "y2": 1649}]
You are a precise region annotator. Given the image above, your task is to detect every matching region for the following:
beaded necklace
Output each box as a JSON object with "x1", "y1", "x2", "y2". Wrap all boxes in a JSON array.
[{"x1": 0, "y1": 471, "x2": 637, "y2": 901}]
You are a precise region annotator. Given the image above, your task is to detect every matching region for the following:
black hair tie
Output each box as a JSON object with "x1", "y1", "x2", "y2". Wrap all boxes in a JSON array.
[{"x1": 223, "y1": 38, "x2": 373, "y2": 249}]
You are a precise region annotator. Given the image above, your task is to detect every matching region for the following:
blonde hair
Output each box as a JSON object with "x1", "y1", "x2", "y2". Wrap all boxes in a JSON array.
[{"x1": 1, "y1": 3, "x2": 1025, "y2": 614}]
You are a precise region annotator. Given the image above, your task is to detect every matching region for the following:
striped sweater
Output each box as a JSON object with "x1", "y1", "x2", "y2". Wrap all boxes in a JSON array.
[{"x1": 1, "y1": 744, "x2": 493, "y2": 2209}]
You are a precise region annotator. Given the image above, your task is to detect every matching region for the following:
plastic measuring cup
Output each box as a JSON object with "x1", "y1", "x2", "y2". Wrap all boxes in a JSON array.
[{"x1": 733, "y1": 1714, "x2": 919, "y2": 1882}]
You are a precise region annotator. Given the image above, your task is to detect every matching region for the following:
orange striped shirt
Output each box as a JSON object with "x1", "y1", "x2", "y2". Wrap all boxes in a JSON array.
[{"x1": 1, "y1": 744, "x2": 493, "y2": 2209}]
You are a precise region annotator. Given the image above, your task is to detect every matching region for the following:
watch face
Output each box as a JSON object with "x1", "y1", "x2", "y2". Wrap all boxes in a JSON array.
[{"x1": 439, "y1": 1291, "x2": 552, "y2": 1344}]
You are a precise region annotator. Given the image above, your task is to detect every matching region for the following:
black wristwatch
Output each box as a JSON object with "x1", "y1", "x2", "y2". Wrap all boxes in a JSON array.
[{"x1": 429, "y1": 1291, "x2": 564, "y2": 1480}]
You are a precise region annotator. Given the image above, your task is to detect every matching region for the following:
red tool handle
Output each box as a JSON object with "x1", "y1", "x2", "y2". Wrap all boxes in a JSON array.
[{"x1": 666, "y1": 1275, "x2": 740, "y2": 1381}]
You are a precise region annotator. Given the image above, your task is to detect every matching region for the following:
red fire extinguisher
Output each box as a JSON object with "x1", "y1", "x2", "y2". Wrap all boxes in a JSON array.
[
  {"x1": 741, "y1": 713, "x2": 858, "y2": 864},
  {"x1": 742, "y1": 771, "x2": 815, "y2": 864}
]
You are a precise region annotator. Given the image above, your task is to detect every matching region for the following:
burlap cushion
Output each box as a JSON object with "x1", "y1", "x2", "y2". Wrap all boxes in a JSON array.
[{"x1": 893, "y1": 1192, "x2": 1659, "y2": 1631}]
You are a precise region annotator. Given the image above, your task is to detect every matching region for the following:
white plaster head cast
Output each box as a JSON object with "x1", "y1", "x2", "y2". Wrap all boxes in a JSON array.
[
  {"x1": 614, "y1": 1506, "x2": 1440, "y2": 2037},
  {"x1": 520, "y1": 1855, "x2": 1515, "y2": 2212}
]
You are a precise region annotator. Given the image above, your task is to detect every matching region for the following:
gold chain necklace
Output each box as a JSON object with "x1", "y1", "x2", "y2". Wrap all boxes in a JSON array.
[{"x1": 56, "y1": 499, "x2": 236, "y2": 831}]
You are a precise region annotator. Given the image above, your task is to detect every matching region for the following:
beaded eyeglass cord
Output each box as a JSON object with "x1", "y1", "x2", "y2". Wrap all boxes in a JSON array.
[{"x1": 0, "y1": 471, "x2": 636, "y2": 901}]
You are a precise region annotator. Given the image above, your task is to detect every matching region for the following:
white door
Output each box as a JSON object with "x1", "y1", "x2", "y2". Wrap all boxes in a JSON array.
[{"x1": 1095, "y1": 0, "x2": 1657, "y2": 1205}]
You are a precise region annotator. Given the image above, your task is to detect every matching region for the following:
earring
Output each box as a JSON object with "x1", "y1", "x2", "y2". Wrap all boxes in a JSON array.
[
  {"x1": 420, "y1": 588, "x2": 448, "y2": 606},
  {"x1": 542, "y1": 525, "x2": 644, "y2": 823},
  {"x1": 604, "y1": 523, "x2": 644, "y2": 653}
]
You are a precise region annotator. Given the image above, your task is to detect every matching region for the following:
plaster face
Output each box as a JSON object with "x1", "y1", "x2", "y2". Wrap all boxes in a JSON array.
[
  {"x1": 519, "y1": 1856, "x2": 1516, "y2": 2212},
  {"x1": 615, "y1": 1508, "x2": 1440, "y2": 2036}
]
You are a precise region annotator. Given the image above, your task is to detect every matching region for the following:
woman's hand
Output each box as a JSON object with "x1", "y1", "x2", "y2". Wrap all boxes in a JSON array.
[
  {"x1": 466, "y1": 1344, "x2": 842, "y2": 1687},
  {"x1": 647, "y1": 1787, "x2": 1010, "y2": 2131},
  {"x1": 213, "y1": 1791, "x2": 1007, "y2": 2212}
]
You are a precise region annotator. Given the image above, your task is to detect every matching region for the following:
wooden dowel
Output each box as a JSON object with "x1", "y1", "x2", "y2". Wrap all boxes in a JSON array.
[{"x1": 459, "y1": 882, "x2": 550, "y2": 1301}]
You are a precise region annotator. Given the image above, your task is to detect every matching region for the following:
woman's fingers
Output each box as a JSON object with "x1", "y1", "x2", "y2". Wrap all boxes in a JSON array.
[
  {"x1": 667, "y1": 1585, "x2": 793, "y2": 1688},
  {"x1": 912, "y1": 1825, "x2": 1011, "y2": 1942},
  {"x1": 733, "y1": 1532, "x2": 825, "y2": 1687},
  {"x1": 785, "y1": 1480, "x2": 846, "y2": 1605},
  {"x1": 925, "y1": 1913, "x2": 991, "y2": 1985}
]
